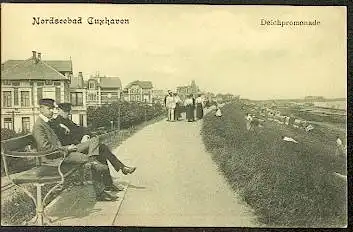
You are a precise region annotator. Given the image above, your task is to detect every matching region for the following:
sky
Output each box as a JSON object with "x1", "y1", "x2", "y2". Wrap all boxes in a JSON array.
[{"x1": 1, "y1": 4, "x2": 347, "y2": 100}]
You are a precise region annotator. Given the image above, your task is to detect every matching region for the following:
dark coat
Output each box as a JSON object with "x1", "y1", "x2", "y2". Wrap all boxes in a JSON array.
[{"x1": 49, "y1": 115, "x2": 92, "y2": 146}]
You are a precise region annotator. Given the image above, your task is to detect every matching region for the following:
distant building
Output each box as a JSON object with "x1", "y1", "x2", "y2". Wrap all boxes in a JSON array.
[
  {"x1": 123, "y1": 80, "x2": 153, "y2": 104},
  {"x1": 70, "y1": 72, "x2": 87, "y2": 126},
  {"x1": 1, "y1": 51, "x2": 73, "y2": 132},
  {"x1": 85, "y1": 75, "x2": 122, "y2": 107},
  {"x1": 152, "y1": 89, "x2": 167, "y2": 105},
  {"x1": 176, "y1": 80, "x2": 199, "y2": 100}
]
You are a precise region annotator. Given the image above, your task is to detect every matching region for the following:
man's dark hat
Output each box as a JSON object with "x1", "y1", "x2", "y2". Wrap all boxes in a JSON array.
[
  {"x1": 39, "y1": 98, "x2": 55, "y2": 108},
  {"x1": 58, "y1": 103, "x2": 72, "y2": 112}
]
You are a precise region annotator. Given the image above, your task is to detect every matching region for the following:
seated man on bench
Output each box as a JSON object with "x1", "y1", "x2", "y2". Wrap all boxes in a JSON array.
[
  {"x1": 49, "y1": 102, "x2": 136, "y2": 192},
  {"x1": 33, "y1": 98, "x2": 126, "y2": 201}
]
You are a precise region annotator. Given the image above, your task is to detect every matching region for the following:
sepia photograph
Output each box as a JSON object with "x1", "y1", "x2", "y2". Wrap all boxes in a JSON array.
[{"x1": 0, "y1": 3, "x2": 347, "y2": 227}]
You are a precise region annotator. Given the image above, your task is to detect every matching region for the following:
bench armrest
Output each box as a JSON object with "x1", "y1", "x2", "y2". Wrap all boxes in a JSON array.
[
  {"x1": 2, "y1": 149, "x2": 66, "y2": 158},
  {"x1": 1, "y1": 148, "x2": 69, "y2": 182}
]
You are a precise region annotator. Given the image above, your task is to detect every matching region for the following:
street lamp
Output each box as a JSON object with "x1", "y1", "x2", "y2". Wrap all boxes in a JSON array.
[
  {"x1": 144, "y1": 99, "x2": 147, "y2": 122},
  {"x1": 110, "y1": 120, "x2": 114, "y2": 131}
]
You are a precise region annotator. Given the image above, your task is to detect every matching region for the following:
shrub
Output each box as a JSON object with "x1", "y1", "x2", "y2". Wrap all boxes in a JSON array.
[{"x1": 87, "y1": 101, "x2": 165, "y2": 130}]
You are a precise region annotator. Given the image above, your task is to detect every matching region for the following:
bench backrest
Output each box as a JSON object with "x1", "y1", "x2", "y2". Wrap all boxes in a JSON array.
[{"x1": 1, "y1": 134, "x2": 35, "y2": 153}]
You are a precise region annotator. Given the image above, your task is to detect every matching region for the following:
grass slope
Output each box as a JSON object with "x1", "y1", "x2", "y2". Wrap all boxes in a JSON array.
[{"x1": 201, "y1": 102, "x2": 347, "y2": 227}]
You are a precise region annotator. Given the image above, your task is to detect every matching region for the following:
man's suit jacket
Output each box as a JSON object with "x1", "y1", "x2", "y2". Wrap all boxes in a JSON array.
[{"x1": 32, "y1": 117, "x2": 65, "y2": 159}]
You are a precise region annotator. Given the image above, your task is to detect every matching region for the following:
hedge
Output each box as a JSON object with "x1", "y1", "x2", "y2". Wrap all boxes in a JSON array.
[{"x1": 87, "y1": 101, "x2": 165, "y2": 131}]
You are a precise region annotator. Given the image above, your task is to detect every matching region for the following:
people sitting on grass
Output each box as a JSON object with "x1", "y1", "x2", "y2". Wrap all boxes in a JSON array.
[
  {"x1": 335, "y1": 136, "x2": 345, "y2": 157},
  {"x1": 245, "y1": 113, "x2": 253, "y2": 131},
  {"x1": 215, "y1": 105, "x2": 222, "y2": 117}
]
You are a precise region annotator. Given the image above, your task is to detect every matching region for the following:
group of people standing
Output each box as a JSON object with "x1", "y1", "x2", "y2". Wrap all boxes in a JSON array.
[{"x1": 164, "y1": 90, "x2": 205, "y2": 122}]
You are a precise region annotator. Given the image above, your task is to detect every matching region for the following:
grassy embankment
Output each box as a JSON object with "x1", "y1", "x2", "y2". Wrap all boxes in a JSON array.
[{"x1": 201, "y1": 102, "x2": 347, "y2": 227}]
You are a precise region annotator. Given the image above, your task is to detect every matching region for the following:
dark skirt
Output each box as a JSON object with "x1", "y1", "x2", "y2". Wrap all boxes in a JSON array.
[
  {"x1": 196, "y1": 103, "x2": 203, "y2": 119},
  {"x1": 175, "y1": 103, "x2": 181, "y2": 119},
  {"x1": 186, "y1": 105, "x2": 194, "y2": 121}
]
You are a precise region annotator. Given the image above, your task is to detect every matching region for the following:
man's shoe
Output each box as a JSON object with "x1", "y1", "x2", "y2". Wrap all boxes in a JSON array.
[
  {"x1": 122, "y1": 166, "x2": 136, "y2": 175},
  {"x1": 105, "y1": 184, "x2": 124, "y2": 192},
  {"x1": 96, "y1": 191, "x2": 119, "y2": 201}
]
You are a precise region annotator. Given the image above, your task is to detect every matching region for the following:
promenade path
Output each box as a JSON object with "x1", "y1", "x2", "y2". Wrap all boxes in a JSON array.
[{"x1": 110, "y1": 111, "x2": 258, "y2": 227}]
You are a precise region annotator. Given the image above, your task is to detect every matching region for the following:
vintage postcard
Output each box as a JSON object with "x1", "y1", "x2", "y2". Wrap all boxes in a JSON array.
[{"x1": 1, "y1": 3, "x2": 347, "y2": 227}]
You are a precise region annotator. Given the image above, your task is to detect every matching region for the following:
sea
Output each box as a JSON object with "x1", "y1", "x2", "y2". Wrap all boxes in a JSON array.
[{"x1": 313, "y1": 100, "x2": 346, "y2": 110}]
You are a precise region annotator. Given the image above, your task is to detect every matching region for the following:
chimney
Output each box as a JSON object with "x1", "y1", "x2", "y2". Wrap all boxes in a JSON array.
[
  {"x1": 78, "y1": 72, "x2": 84, "y2": 87},
  {"x1": 32, "y1": 51, "x2": 37, "y2": 60},
  {"x1": 37, "y1": 52, "x2": 41, "y2": 61}
]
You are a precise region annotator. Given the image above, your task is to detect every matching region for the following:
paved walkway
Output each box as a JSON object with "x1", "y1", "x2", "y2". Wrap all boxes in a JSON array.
[{"x1": 110, "y1": 111, "x2": 257, "y2": 227}]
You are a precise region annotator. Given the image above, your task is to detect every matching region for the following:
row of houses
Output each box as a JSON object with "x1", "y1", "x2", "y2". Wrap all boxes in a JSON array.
[
  {"x1": 1, "y1": 51, "x2": 235, "y2": 133},
  {"x1": 0, "y1": 51, "x2": 163, "y2": 133}
]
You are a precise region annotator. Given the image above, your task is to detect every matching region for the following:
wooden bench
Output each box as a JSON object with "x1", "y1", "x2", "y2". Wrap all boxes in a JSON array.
[{"x1": 1, "y1": 134, "x2": 85, "y2": 226}]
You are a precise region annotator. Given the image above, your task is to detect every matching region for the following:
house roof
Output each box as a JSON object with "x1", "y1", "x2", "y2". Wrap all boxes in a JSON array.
[
  {"x1": 44, "y1": 60, "x2": 73, "y2": 73},
  {"x1": 99, "y1": 77, "x2": 122, "y2": 88},
  {"x1": 1, "y1": 58, "x2": 69, "y2": 81},
  {"x1": 2, "y1": 59, "x2": 73, "y2": 73},
  {"x1": 125, "y1": 80, "x2": 153, "y2": 89}
]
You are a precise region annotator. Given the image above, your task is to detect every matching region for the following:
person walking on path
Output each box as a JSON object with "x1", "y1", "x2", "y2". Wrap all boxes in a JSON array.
[
  {"x1": 195, "y1": 94, "x2": 204, "y2": 120},
  {"x1": 184, "y1": 94, "x2": 195, "y2": 122},
  {"x1": 174, "y1": 92, "x2": 182, "y2": 121},
  {"x1": 165, "y1": 91, "x2": 176, "y2": 121}
]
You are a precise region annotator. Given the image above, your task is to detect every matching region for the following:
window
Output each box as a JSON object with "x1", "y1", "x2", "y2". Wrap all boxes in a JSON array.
[
  {"x1": 37, "y1": 81, "x2": 44, "y2": 86},
  {"x1": 43, "y1": 90, "x2": 55, "y2": 100},
  {"x1": 22, "y1": 117, "x2": 30, "y2": 133},
  {"x1": 89, "y1": 82, "x2": 95, "y2": 89},
  {"x1": 4, "y1": 118, "x2": 13, "y2": 130},
  {"x1": 37, "y1": 88, "x2": 43, "y2": 103},
  {"x1": 55, "y1": 87, "x2": 61, "y2": 103},
  {"x1": 79, "y1": 114, "x2": 84, "y2": 126},
  {"x1": 45, "y1": 80, "x2": 53, "y2": 85},
  {"x1": 3, "y1": 91, "x2": 12, "y2": 107},
  {"x1": 21, "y1": 91, "x2": 30, "y2": 107},
  {"x1": 14, "y1": 88, "x2": 19, "y2": 105},
  {"x1": 2, "y1": 80, "x2": 11, "y2": 85},
  {"x1": 88, "y1": 93, "x2": 96, "y2": 101},
  {"x1": 54, "y1": 81, "x2": 61, "y2": 86},
  {"x1": 12, "y1": 81, "x2": 20, "y2": 86},
  {"x1": 136, "y1": 95, "x2": 141, "y2": 102},
  {"x1": 71, "y1": 92, "x2": 83, "y2": 106}
]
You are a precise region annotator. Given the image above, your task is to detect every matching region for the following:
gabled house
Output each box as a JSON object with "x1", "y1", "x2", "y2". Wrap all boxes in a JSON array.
[
  {"x1": 123, "y1": 80, "x2": 153, "y2": 104},
  {"x1": 85, "y1": 75, "x2": 122, "y2": 107},
  {"x1": 1, "y1": 51, "x2": 73, "y2": 132},
  {"x1": 70, "y1": 72, "x2": 88, "y2": 126},
  {"x1": 176, "y1": 80, "x2": 200, "y2": 100}
]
